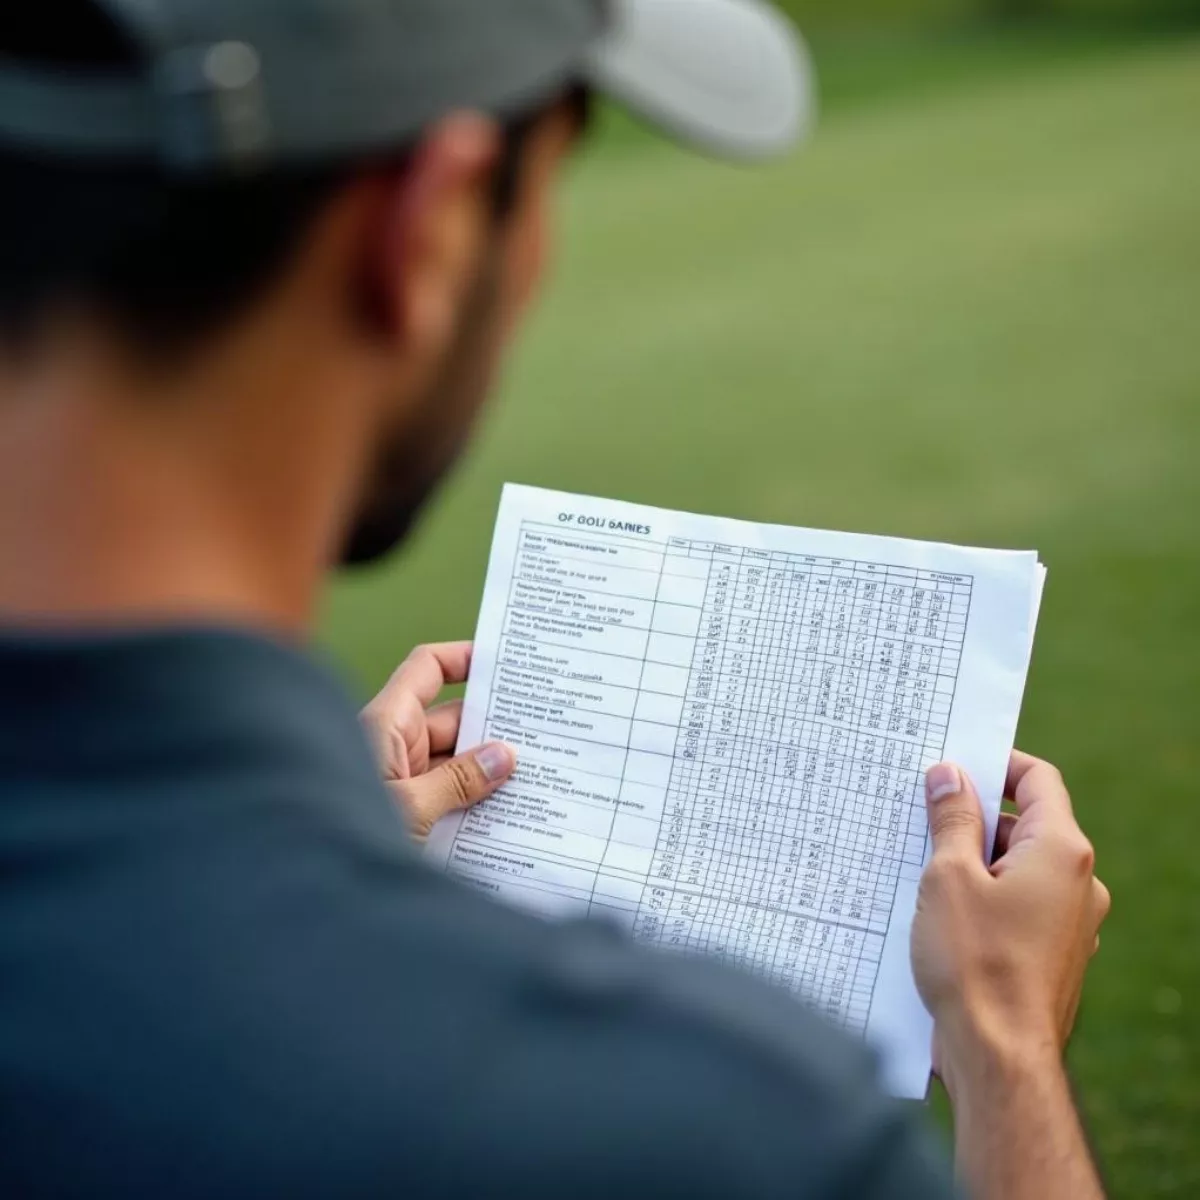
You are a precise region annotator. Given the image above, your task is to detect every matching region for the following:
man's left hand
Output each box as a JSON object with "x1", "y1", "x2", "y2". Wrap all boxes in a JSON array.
[{"x1": 361, "y1": 642, "x2": 515, "y2": 842}]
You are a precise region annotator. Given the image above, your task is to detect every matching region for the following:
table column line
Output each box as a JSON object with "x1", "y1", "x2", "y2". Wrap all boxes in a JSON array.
[
  {"x1": 809, "y1": 568, "x2": 853, "y2": 1010},
  {"x1": 836, "y1": 568, "x2": 887, "y2": 1028},
  {"x1": 727, "y1": 553, "x2": 771, "y2": 968},
  {"x1": 765, "y1": 559, "x2": 806, "y2": 982},
  {"x1": 699, "y1": 548, "x2": 747, "y2": 957},
  {"x1": 863, "y1": 571, "x2": 974, "y2": 1035},
  {"x1": 586, "y1": 538, "x2": 670, "y2": 916},
  {"x1": 673, "y1": 541, "x2": 721, "y2": 952},
  {"x1": 629, "y1": 539, "x2": 714, "y2": 940}
]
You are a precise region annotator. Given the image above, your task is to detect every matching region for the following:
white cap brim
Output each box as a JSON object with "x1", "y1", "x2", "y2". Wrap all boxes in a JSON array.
[{"x1": 583, "y1": 0, "x2": 815, "y2": 161}]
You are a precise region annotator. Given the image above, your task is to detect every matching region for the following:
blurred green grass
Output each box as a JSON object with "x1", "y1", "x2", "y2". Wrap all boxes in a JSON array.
[{"x1": 323, "y1": 31, "x2": 1200, "y2": 1198}]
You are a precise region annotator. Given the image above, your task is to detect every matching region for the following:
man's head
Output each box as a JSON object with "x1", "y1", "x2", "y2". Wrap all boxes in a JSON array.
[
  {"x1": 0, "y1": 0, "x2": 809, "y2": 627},
  {"x1": 0, "y1": 4, "x2": 593, "y2": 570}
]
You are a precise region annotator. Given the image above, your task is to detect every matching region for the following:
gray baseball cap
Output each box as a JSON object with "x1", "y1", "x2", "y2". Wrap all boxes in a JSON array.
[{"x1": 0, "y1": 0, "x2": 813, "y2": 173}]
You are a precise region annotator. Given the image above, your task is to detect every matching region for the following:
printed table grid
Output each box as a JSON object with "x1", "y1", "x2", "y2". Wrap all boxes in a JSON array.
[{"x1": 447, "y1": 521, "x2": 973, "y2": 1038}]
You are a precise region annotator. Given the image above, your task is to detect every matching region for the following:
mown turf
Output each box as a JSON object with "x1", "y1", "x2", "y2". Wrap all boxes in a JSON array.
[{"x1": 323, "y1": 34, "x2": 1200, "y2": 1197}]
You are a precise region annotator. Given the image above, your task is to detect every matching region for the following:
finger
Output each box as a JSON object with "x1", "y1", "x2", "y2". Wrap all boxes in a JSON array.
[
  {"x1": 991, "y1": 812, "x2": 1019, "y2": 864},
  {"x1": 360, "y1": 691, "x2": 422, "y2": 776},
  {"x1": 925, "y1": 763, "x2": 988, "y2": 867},
  {"x1": 1005, "y1": 749, "x2": 1043, "y2": 793},
  {"x1": 1005, "y1": 751, "x2": 1075, "y2": 826},
  {"x1": 377, "y1": 643, "x2": 474, "y2": 711},
  {"x1": 396, "y1": 743, "x2": 515, "y2": 834},
  {"x1": 426, "y1": 701, "x2": 464, "y2": 756},
  {"x1": 1094, "y1": 878, "x2": 1112, "y2": 924}
]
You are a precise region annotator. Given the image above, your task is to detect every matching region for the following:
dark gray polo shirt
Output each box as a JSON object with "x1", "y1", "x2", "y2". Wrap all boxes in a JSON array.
[{"x1": 0, "y1": 629, "x2": 954, "y2": 1198}]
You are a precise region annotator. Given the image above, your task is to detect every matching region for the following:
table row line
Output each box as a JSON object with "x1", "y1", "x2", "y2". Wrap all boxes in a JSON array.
[
  {"x1": 484, "y1": 712, "x2": 954, "y2": 773},
  {"x1": 499, "y1": 634, "x2": 964, "y2": 688},
  {"x1": 512, "y1": 562, "x2": 971, "y2": 603},
  {"x1": 509, "y1": 571, "x2": 971, "y2": 619},
  {"x1": 447, "y1": 837, "x2": 911, "y2": 939},
  {"x1": 502, "y1": 607, "x2": 968, "y2": 659},
  {"x1": 517, "y1": 527, "x2": 978, "y2": 586},
  {"x1": 470, "y1": 782, "x2": 930, "y2": 862},
  {"x1": 462, "y1": 798, "x2": 929, "y2": 876},
  {"x1": 470, "y1": 782, "x2": 929, "y2": 841},
  {"x1": 497, "y1": 637, "x2": 968, "y2": 695},
  {"x1": 487, "y1": 739, "x2": 946, "y2": 796},
  {"x1": 491, "y1": 678, "x2": 955, "y2": 730},
  {"x1": 499, "y1": 754, "x2": 936, "y2": 809}
]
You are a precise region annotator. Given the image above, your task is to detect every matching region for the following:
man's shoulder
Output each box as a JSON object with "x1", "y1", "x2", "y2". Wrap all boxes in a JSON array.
[
  {"x1": 425, "y1": 870, "x2": 874, "y2": 1096},
  {"x1": 0, "y1": 613, "x2": 949, "y2": 1198},
  {"x1": 343, "y1": 866, "x2": 950, "y2": 1198},
  {"x1": 0, "y1": 793, "x2": 950, "y2": 1200}
]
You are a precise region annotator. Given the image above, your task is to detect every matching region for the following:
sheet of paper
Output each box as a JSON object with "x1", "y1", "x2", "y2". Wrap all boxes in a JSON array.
[{"x1": 427, "y1": 484, "x2": 1044, "y2": 1098}]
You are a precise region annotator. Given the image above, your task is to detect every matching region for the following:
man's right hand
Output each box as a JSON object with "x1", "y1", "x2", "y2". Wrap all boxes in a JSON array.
[{"x1": 911, "y1": 752, "x2": 1111, "y2": 1199}]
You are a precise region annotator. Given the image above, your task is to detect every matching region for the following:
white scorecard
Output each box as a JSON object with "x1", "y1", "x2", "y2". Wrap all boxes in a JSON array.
[{"x1": 427, "y1": 484, "x2": 1045, "y2": 1098}]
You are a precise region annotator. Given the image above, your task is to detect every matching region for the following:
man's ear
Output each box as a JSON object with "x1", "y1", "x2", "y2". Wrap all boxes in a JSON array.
[{"x1": 369, "y1": 113, "x2": 503, "y2": 357}]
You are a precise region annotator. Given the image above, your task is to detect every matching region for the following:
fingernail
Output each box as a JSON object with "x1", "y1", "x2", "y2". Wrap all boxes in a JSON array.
[
  {"x1": 926, "y1": 763, "x2": 962, "y2": 803},
  {"x1": 475, "y1": 743, "x2": 515, "y2": 782}
]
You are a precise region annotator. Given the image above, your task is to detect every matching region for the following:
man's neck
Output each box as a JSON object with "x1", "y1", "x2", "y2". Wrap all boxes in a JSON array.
[{"x1": 0, "y1": 346, "x2": 339, "y2": 637}]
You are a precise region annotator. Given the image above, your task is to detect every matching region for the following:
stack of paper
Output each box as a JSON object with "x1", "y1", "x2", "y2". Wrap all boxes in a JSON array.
[{"x1": 427, "y1": 485, "x2": 1045, "y2": 1098}]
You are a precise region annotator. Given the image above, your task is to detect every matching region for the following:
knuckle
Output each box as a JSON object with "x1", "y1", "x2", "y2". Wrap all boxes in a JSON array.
[
  {"x1": 933, "y1": 808, "x2": 982, "y2": 840},
  {"x1": 1030, "y1": 756, "x2": 1064, "y2": 782},
  {"x1": 1069, "y1": 835, "x2": 1096, "y2": 875},
  {"x1": 1029, "y1": 760, "x2": 1067, "y2": 796},
  {"x1": 1044, "y1": 762, "x2": 1066, "y2": 788},
  {"x1": 441, "y1": 759, "x2": 479, "y2": 808},
  {"x1": 405, "y1": 644, "x2": 434, "y2": 671},
  {"x1": 1047, "y1": 830, "x2": 1094, "y2": 875}
]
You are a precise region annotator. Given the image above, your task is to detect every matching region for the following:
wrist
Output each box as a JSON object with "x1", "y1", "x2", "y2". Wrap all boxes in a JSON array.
[
  {"x1": 937, "y1": 1005, "x2": 1064, "y2": 1109},
  {"x1": 939, "y1": 1015, "x2": 1102, "y2": 1200}
]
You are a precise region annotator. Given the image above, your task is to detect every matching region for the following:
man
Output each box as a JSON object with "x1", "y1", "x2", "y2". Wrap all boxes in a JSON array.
[{"x1": 0, "y1": 1, "x2": 1110, "y2": 1197}]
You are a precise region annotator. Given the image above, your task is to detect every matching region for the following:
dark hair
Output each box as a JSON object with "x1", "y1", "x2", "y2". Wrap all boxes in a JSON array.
[{"x1": 0, "y1": 2, "x2": 558, "y2": 359}]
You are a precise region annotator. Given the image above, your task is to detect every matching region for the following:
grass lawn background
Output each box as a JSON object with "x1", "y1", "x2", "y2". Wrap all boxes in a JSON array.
[{"x1": 324, "y1": 29, "x2": 1200, "y2": 1197}]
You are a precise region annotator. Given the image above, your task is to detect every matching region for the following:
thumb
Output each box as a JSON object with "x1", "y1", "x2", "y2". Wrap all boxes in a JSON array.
[
  {"x1": 399, "y1": 743, "x2": 516, "y2": 838},
  {"x1": 925, "y1": 762, "x2": 987, "y2": 864}
]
